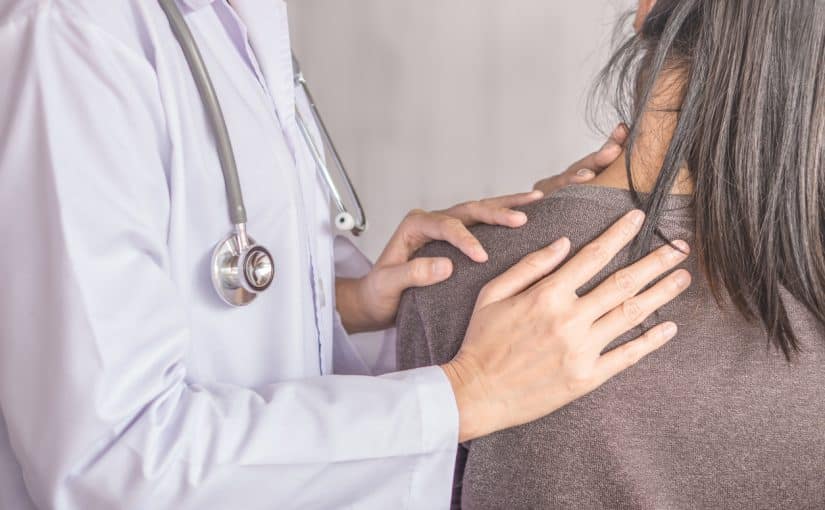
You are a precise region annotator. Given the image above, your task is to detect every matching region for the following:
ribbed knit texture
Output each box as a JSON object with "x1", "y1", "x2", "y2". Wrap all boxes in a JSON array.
[{"x1": 397, "y1": 184, "x2": 825, "y2": 509}]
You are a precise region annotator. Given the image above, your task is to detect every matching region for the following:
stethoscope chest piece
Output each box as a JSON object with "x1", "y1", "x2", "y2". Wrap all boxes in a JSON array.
[
  {"x1": 211, "y1": 229, "x2": 275, "y2": 307},
  {"x1": 159, "y1": 0, "x2": 366, "y2": 307}
]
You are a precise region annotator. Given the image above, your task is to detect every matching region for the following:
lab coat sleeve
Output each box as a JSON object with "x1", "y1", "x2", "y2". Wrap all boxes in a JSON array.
[{"x1": 0, "y1": 7, "x2": 457, "y2": 509}]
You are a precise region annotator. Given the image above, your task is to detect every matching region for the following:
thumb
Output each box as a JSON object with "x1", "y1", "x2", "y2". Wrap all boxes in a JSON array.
[{"x1": 377, "y1": 257, "x2": 454, "y2": 295}]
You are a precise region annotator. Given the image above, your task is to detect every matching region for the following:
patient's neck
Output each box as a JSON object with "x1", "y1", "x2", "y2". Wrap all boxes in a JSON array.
[{"x1": 590, "y1": 76, "x2": 694, "y2": 195}]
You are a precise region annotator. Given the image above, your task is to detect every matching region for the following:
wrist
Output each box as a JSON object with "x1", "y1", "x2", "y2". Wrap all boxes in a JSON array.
[
  {"x1": 441, "y1": 360, "x2": 488, "y2": 443},
  {"x1": 335, "y1": 277, "x2": 372, "y2": 334}
]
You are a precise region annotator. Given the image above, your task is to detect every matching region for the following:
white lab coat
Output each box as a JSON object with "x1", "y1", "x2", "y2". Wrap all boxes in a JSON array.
[{"x1": 0, "y1": 1, "x2": 458, "y2": 508}]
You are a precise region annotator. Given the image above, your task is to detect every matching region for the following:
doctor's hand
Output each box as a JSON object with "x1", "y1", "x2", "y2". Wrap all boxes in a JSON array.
[
  {"x1": 532, "y1": 124, "x2": 628, "y2": 195},
  {"x1": 442, "y1": 210, "x2": 692, "y2": 442},
  {"x1": 336, "y1": 190, "x2": 545, "y2": 334}
]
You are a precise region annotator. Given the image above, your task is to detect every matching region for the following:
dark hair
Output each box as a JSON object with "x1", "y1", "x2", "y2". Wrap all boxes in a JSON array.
[{"x1": 593, "y1": 0, "x2": 825, "y2": 359}]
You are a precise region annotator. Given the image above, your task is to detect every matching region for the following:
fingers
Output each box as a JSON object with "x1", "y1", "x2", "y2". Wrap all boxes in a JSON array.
[
  {"x1": 591, "y1": 269, "x2": 691, "y2": 346},
  {"x1": 474, "y1": 237, "x2": 571, "y2": 309},
  {"x1": 377, "y1": 257, "x2": 454, "y2": 293},
  {"x1": 594, "y1": 321, "x2": 678, "y2": 384},
  {"x1": 446, "y1": 203, "x2": 527, "y2": 229},
  {"x1": 381, "y1": 194, "x2": 543, "y2": 268},
  {"x1": 444, "y1": 191, "x2": 544, "y2": 228},
  {"x1": 425, "y1": 215, "x2": 489, "y2": 263},
  {"x1": 533, "y1": 175, "x2": 564, "y2": 194},
  {"x1": 570, "y1": 168, "x2": 596, "y2": 183},
  {"x1": 539, "y1": 210, "x2": 645, "y2": 292},
  {"x1": 593, "y1": 124, "x2": 629, "y2": 168},
  {"x1": 577, "y1": 124, "x2": 630, "y2": 173},
  {"x1": 534, "y1": 124, "x2": 629, "y2": 194},
  {"x1": 479, "y1": 190, "x2": 545, "y2": 210},
  {"x1": 579, "y1": 240, "x2": 690, "y2": 317},
  {"x1": 385, "y1": 210, "x2": 487, "y2": 263},
  {"x1": 396, "y1": 191, "x2": 544, "y2": 264}
]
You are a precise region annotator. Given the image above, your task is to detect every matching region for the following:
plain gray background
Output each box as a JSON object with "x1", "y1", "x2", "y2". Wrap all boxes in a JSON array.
[{"x1": 288, "y1": 0, "x2": 634, "y2": 258}]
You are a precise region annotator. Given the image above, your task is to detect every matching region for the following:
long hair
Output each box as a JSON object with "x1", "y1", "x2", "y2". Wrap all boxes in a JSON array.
[{"x1": 593, "y1": 0, "x2": 825, "y2": 359}]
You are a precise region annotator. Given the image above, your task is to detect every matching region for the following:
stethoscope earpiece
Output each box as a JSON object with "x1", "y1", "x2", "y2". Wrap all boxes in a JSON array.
[{"x1": 335, "y1": 212, "x2": 356, "y2": 232}]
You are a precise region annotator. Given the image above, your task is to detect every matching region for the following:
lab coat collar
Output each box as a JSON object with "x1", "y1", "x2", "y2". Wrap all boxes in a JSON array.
[
  {"x1": 230, "y1": 0, "x2": 297, "y2": 127},
  {"x1": 176, "y1": 0, "x2": 295, "y2": 126}
]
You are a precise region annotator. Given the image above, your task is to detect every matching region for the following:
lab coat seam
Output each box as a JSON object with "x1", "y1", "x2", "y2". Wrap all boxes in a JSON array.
[{"x1": 251, "y1": 61, "x2": 326, "y2": 374}]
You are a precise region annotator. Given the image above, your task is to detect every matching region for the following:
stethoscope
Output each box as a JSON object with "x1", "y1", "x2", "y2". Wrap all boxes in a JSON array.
[{"x1": 158, "y1": 0, "x2": 367, "y2": 307}]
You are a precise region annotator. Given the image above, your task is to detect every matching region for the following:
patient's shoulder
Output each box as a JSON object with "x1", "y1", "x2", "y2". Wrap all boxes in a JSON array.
[
  {"x1": 400, "y1": 185, "x2": 639, "y2": 366},
  {"x1": 415, "y1": 185, "x2": 639, "y2": 290}
]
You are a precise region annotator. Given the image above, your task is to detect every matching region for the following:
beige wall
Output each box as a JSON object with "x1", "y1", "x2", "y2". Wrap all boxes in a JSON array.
[{"x1": 288, "y1": 1, "x2": 633, "y2": 258}]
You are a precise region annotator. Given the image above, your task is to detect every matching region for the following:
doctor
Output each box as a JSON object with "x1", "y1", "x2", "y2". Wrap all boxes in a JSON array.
[{"x1": 0, "y1": 1, "x2": 690, "y2": 509}]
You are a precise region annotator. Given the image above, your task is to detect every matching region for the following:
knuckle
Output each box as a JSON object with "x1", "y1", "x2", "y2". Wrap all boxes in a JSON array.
[
  {"x1": 465, "y1": 200, "x2": 482, "y2": 212},
  {"x1": 445, "y1": 217, "x2": 464, "y2": 230},
  {"x1": 612, "y1": 270, "x2": 636, "y2": 293},
  {"x1": 624, "y1": 342, "x2": 646, "y2": 365},
  {"x1": 584, "y1": 241, "x2": 608, "y2": 262},
  {"x1": 655, "y1": 246, "x2": 673, "y2": 268},
  {"x1": 536, "y1": 278, "x2": 562, "y2": 302},
  {"x1": 408, "y1": 260, "x2": 429, "y2": 282},
  {"x1": 642, "y1": 327, "x2": 661, "y2": 345},
  {"x1": 564, "y1": 365, "x2": 592, "y2": 394},
  {"x1": 404, "y1": 208, "x2": 426, "y2": 221},
  {"x1": 448, "y1": 201, "x2": 471, "y2": 214},
  {"x1": 620, "y1": 220, "x2": 637, "y2": 237},
  {"x1": 477, "y1": 284, "x2": 493, "y2": 302},
  {"x1": 621, "y1": 299, "x2": 644, "y2": 322},
  {"x1": 522, "y1": 252, "x2": 545, "y2": 271}
]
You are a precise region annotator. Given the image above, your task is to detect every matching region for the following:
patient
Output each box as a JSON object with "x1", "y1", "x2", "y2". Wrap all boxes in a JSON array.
[{"x1": 396, "y1": 1, "x2": 825, "y2": 508}]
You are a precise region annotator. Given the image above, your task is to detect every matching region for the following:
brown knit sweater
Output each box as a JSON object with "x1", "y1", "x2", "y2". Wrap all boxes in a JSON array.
[{"x1": 396, "y1": 185, "x2": 825, "y2": 510}]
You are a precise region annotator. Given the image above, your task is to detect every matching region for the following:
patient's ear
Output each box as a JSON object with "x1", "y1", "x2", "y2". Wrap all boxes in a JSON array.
[{"x1": 633, "y1": 0, "x2": 658, "y2": 33}]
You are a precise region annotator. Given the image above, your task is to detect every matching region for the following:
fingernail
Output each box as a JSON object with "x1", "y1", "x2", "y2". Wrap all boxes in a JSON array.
[
  {"x1": 673, "y1": 239, "x2": 690, "y2": 253},
  {"x1": 674, "y1": 270, "x2": 691, "y2": 288},
  {"x1": 628, "y1": 209, "x2": 645, "y2": 226},
  {"x1": 512, "y1": 211, "x2": 528, "y2": 223},
  {"x1": 662, "y1": 322, "x2": 678, "y2": 339},
  {"x1": 576, "y1": 168, "x2": 596, "y2": 179},
  {"x1": 672, "y1": 240, "x2": 690, "y2": 254},
  {"x1": 432, "y1": 259, "x2": 452, "y2": 278},
  {"x1": 531, "y1": 190, "x2": 545, "y2": 199},
  {"x1": 550, "y1": 237, "x2": 570, "y2": 253},
  {"x1": 668, "y1": 241, "x2": 689, "y2": 260}
]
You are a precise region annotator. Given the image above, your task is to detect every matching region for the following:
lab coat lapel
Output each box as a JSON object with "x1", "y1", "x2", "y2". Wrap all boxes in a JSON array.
[{"x1": 229, "y1": 0, "x2": 296, "y2": 127}]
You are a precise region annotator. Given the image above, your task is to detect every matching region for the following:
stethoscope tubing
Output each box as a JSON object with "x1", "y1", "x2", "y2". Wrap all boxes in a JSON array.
[
  {"x1": 158, "y1": 0, "x2": 367, "y2": 305},
  {"x1": 293, "y1": 62, "x2": 368, "y2": 235},
  {"x1": 157, "y1": 0, "x2": 248, "y2": 227}
]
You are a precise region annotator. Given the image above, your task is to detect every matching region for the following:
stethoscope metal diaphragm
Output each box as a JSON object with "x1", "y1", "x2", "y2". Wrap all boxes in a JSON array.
[
  {"x1": 159, "y1": 0, "x2": 367, "y2": 307},
  {"x1": 211, "y1": 225, "x2": 275, "y2": 307}
]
